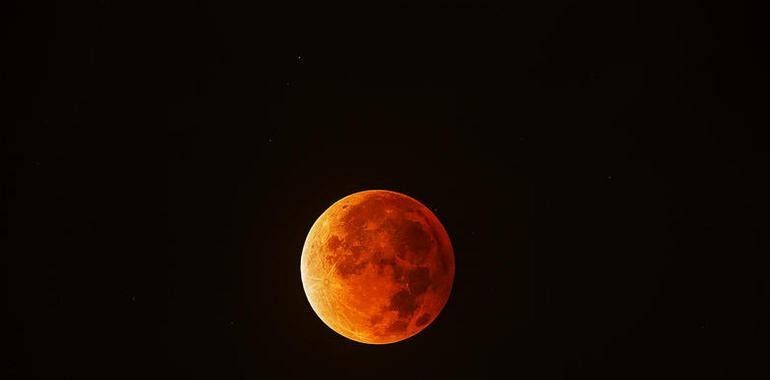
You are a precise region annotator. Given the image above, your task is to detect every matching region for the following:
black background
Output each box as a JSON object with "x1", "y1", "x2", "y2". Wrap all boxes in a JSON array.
[{"x1": 5, "y1": 1, "x2": 767, "y2": 379}]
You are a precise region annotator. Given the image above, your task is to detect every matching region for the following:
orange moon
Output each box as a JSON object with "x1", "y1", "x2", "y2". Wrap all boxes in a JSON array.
[{"x1": 300, "y1": 190, "x2": 455, "y2": 344}]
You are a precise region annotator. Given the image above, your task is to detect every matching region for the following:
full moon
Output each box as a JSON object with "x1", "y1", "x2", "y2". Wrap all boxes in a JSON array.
[{"x1": 300, "y1": 190, "x2": 455, "y2": 344}]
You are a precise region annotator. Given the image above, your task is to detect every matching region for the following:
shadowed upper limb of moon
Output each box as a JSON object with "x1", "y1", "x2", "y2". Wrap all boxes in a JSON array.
[{"x1": 300, "y1": 190, "x2": 455, "y2": 344}]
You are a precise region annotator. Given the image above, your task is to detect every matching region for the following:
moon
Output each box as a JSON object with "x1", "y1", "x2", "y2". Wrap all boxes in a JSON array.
[{"x1": 300, "y1": 190, "x2": 455, "y2": 344}]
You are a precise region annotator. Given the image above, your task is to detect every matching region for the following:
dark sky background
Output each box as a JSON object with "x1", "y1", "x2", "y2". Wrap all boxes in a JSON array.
[{"x1": 5, "y1": 1, "x2": 767, "y2": 379}]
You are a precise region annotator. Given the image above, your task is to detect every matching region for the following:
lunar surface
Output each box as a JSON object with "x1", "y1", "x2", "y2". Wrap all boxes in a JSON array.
[{"x1": 300, "y1": 190, "x2": 455, "y2": 344}]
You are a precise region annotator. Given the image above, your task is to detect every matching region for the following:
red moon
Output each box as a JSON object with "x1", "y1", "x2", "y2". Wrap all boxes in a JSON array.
[{"x1": 300, "y1": 190, "x2": 455, "y2": 344}]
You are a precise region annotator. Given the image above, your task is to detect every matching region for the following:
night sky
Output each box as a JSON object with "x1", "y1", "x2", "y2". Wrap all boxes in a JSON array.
[{"x1": 5, "y1": 1, "x2": 767, "y2": 379}]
